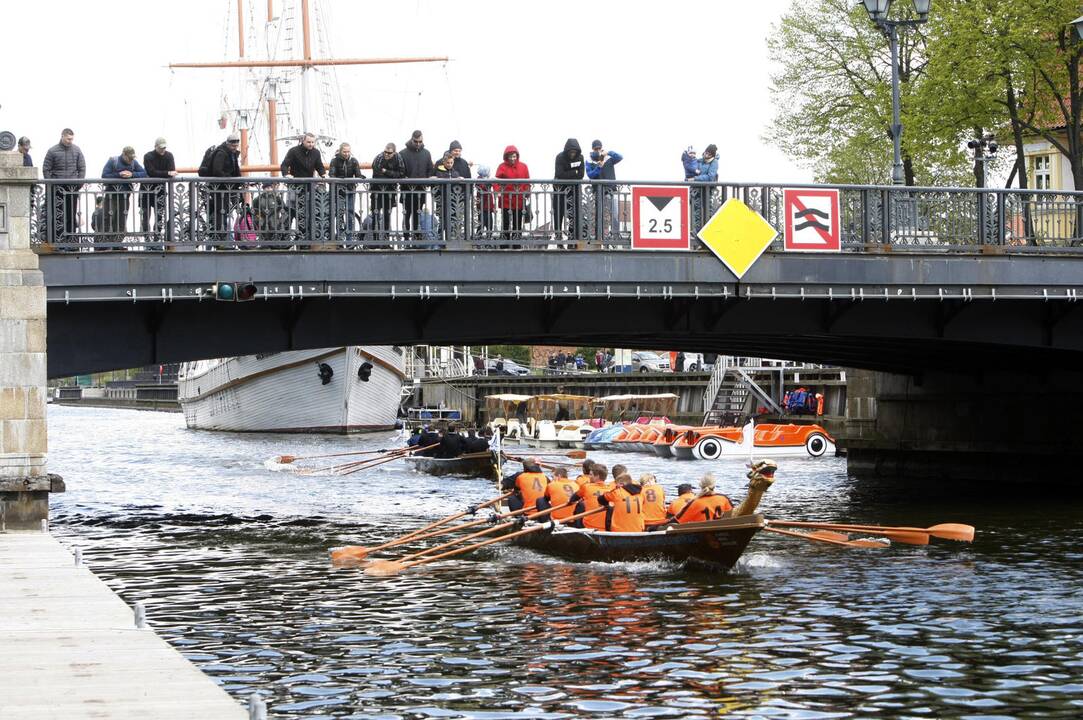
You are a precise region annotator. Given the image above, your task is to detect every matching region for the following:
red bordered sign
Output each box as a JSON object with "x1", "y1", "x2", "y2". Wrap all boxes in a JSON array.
[
  {"x1": 783, "y1": 188, "x2": 841, "y2": 252},
  {"x1": 631, "y1": 186, "x2": 690, "y2": 250}
]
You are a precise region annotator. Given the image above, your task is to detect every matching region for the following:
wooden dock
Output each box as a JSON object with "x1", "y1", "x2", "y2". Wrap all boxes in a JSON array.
[{"x1": 0, "y1": 530, "x2": 248, "y2": 719}]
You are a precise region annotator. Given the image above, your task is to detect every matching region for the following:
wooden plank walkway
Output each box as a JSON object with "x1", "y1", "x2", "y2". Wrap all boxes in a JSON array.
[{"x1": 0, "y1": 530, "x2": 248, "y2": 719}]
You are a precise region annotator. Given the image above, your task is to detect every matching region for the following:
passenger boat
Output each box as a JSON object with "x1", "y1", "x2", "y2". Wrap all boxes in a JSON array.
[
  {"x1": 404, "y1": 451, "x2": 497, "y2": 479},
  {"x1": 178, "y1": 346, "x2": 405, "y2": 433},
  {"x1": 671, "y1": 423, "x2": 835, "y2": 459}
]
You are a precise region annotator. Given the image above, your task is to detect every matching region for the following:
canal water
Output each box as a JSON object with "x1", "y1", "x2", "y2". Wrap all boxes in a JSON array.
[{"x1": 49, "y1": 405, "x2": 1083, "y2": 719}]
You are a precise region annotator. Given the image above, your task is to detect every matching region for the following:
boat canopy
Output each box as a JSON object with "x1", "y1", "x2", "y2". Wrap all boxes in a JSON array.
[
  {"x1": 485, "y1": 394, "x2": 534, "y2": 418},
  {"x1": 593, "y1": 393, "x2": 679, "y2": 418},
  {"x1": 527, "y1": 394, "x2": 593, "y2": 420}
]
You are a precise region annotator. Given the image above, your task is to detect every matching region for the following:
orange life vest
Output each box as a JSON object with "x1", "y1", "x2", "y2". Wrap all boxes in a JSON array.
[
  {"x1": 667, "y1": 491, "x2": 695, "y2": 519},
  {"x1": 544, "y1": 480, "x2": 579, "y2": 521},
  {"x1": 602, "y1": 485, "x2": 646, "y2": 532},
  {"x1": 676, "y1": 493, "x2": 733, "y2": 523},
  {"x1": 515, "y1": 471, "x2": 549, "y2": 511},
  {"x1": 577, "y1": 480, "x2": 612, "y2": 530},
  {"x1": 641, "y1": 484, "x2": 667, "y2": 525}
]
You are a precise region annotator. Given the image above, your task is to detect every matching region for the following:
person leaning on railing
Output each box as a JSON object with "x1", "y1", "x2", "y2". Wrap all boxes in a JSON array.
[
  {"x1": 280, "y1": 132, "x2": 327, "y2": 247},
  {"x1": 370, "y1": 142, "x2": 405, "y2": 242},
  {"x1": 101, "y1": 146, "x2": 147, "y2": 237}
]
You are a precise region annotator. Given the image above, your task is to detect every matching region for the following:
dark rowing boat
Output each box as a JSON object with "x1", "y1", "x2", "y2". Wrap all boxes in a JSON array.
[
  {"x1": 404, "y1": 451, "x2": 497, "y2": 479},
  {"x1": 503, "y1": 514, "x2": 764, "y2": 572}
]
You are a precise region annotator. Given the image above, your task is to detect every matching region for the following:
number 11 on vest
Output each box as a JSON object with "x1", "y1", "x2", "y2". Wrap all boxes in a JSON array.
[{"x1": 632, "y1": 186, "x2": 690, "y2": 250}]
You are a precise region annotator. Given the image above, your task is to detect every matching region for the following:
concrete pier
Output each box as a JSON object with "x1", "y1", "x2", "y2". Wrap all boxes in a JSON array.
[
  {"x1": 0, "y1": 151, "x2": 56, "y2": 528},
  {"x1": 0, "y1": 530, "x2": 247, "y2": 719}
]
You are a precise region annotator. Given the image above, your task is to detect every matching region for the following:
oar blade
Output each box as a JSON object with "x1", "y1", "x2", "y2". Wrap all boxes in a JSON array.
[
  {"x1": 566, "y1": 450, "x2": 587, "y2": 459},
  {"x1": 329, "y1": 546, "x2": 369, "y2": 566},
  {"x1": 276, "y1": 455, "x2": 296, "y2": 464},
  {"x1": 364, "y1": 560, "x2": 407, "y2": 577},
  {"x1": 928, "y1": 523, "x2": 975, "y2": 543}
]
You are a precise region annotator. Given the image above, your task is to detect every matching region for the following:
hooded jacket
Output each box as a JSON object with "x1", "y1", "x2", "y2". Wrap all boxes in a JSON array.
[
  {"x1": 495, "y1": 145, "x2": 530, "y2": 210},
  {"x1": 399, "y1": 139, "x2": 434, "y2": 180},
  {"x1": 554, "y1": 138, "x2": 585, "y2": 182}
]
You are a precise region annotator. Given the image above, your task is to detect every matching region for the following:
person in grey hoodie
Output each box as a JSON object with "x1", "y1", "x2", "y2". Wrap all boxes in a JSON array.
[
  {"x1": 42, "y1": 128, "x2": 86, "y2": 242},
  {"x1": 553, "y1": 138, "x2": 585, "y2": 248}
]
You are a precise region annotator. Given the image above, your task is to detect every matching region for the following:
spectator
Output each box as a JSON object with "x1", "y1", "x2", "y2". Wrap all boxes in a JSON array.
[
  {"x1": 206, "y1": 133, "x2": 242, "y2": 242},
  {"x1": 253, "y1": 181, "x2": 289, "y2": 245},
  {"x1": 692, "y1": 144, "x2": 718, "y2": 182},
  {"x1": 448, "y1": 140, "x2": 471, "y2": 178},
  {"x1": 90, "y1": 196, "x2": 105, "y2": 234},
  {"x1": 141, "y1": 137, "x2": 176, "y2": 244},
  {"x1": 17, "y1": 136, "x2": 32, "y2": 167},
  {"x1": 586, "y1": 139, "x2": 623, "y2": 245},
  {"x1": 281, "y1": 132, "x2": 326, "y2": 244},
  {"x1": 370, "y1": 142, "x2": 405, "y2": 240},
  {"x1": 681, "y1": 146, "x2": 697, "y2": 180},
  {"x1": 553, "y1": 138, "x2": 584, "y2": 249},
  {"x1": 101, "y1": 146, "x2": 147, "y2": 235},
  {"x1": 495, "y1": 145, "x2": 530, "y2": 248},
  {"x1": 399, "y1": 130, "x2": 434, "y2": 241},
  {"x1": 433, "y1": 150, "x2": 462, "y2": 234},
  {"x1": 42, "y1": 128, "x2": 86, "y2": 243},
  {"x1": 675, "y1": 351, "x2": 685, "y2": 373},
  {"x1": 475, "y1": 165, "x2": 495, "y2": 242},
  {"x1": 689, "y1": 143, "x2": 718, "y2": 231},
  {"x1": 595, "y1": 349, "x2": 604, "y2": 372},
  {"x1": 328, "y1": 142, "x2": 364, "y2": 238}
]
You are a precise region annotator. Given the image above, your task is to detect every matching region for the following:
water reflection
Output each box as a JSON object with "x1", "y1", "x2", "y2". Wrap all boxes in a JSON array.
[{"x1": 44, "y1": 406, "x2": 1083, "y2": 718}]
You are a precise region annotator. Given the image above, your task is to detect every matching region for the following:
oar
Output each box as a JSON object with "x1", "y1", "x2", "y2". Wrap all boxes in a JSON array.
[
  {"x1": 329, "y1": 491, "x2": 513, "y2": 565},
  {"x1": 372, "y1": 500, "x2": 577, "y2": 570},
  {"x1": 769, "y1": 522, "x2": 927, "y2": 546},
  {"x1": 763, "y1": 526, "x2": 889, "y2": 549},
  {"x1": 506, "y1": 450, "x2": 587, "y2": 460},
  {"x1": 366, "y1": 506, "x2": 606, "y2": 577},
  {"x1": 770, "y1": 519, "x2": 974, "y2": 543},
  {"x1": 335, "y1": 443, "x2": 441, "y2": 476},
  {"x1": 302, "y1": 444, "x2": 437, "y2": 475},
  {"x1": 276, "y1": 447, "x2": 393, "y2": 465}
]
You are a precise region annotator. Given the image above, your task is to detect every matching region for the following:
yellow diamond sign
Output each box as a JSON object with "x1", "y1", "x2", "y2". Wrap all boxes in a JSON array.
[{"x1": 697, "y1": 198, "x2": 778, "y2": 279}]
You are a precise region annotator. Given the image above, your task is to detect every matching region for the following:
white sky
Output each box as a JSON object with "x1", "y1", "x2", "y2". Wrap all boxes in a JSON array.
[{"x1": 3, "y1": 0, "x2": 809, "y2": 183}]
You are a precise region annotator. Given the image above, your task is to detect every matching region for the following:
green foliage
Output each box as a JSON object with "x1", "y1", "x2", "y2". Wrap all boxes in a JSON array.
[{"x1": 486, "y1": 345, "x2": 531, "y2": 365}]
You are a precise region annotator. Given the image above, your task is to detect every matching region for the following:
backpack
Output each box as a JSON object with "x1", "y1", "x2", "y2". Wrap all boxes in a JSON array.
[
  {"x1": 197, "y1": 145, "x2": 218, "y2": 177},
  {"x1": 233, "y1": 208, "x2": 258, "y2": 248}
]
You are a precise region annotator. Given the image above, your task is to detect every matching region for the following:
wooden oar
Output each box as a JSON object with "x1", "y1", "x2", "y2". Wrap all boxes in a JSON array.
[
  {"x1": 763, "y1": 526, "x2": 889, "y2": 549},
  {"x1": 335, "y1": 443, "x2": 441, "y2": 476},
  {"x1": 301, "y1": 444, "x2": 437, "y2": 475},
  {"x1": 276, "y1": 448, "x2": 393, "y2": 464},
  {"x1": 329, "y1": 491, "x2": 513, "y2": 565},
  {"x1": 769, "y1": 522, "x2": 927, "y2": 546},
  {"x1": 366, "y1": 506, "x2": 606, "y2": 576},
  {"x1": 770, "y1": 519, "x2": 974, "y2": 543},
  {"x1": 506, "y1": 450, "x2": 587, "y2": 460}
]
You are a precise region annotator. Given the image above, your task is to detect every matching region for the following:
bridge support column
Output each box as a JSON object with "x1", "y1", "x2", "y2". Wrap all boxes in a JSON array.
[
  {"x1": 841, "y1": 368, "x2": 1083, "y2": 488},
  {"x1": 0, "y1": 152, "x2": 59, "y2": 529}
]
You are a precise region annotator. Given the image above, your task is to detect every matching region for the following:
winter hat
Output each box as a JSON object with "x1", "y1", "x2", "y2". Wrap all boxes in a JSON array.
[
  {"x1": 591, "y1": 139, "x2": 602, "y2": 149},
  {"x1": 449, "y1": 140, "x2": 462, "y2": 151},
  {"x1": 477, "y1": 165, "x2": 491, "y2": 178}
]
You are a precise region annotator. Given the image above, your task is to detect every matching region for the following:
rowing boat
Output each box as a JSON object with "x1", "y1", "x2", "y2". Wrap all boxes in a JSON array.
[{"x1": 404, "y1": 451, "x2": 497, "y2": 479}]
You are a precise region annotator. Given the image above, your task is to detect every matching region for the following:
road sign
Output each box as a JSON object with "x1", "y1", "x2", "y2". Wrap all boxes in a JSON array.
[
  {"x1": 696, "y1": 199, "x2": 777, "y2": 279},
  {"x1": 783, "y1": 188, "x2": 841, "y2": 252},
  {"x1": 631, "y1": 186, "x2": 689, "y2": 250}
]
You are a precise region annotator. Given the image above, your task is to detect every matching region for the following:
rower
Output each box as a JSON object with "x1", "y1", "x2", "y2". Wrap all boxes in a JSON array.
[
  {"x1": 576, "y1": 463, "x2": 612, "y2": 531},
  {"x1": 602, "y1": 474, "x2": 645, "y2": 532},
  {"x1": 463, "y1": 428, "x2": 489, "y2": 453},
  {"x1": 574, "y1": 459, "x2": 595, "y2": 488},
  {"x1": 501, "y1": 457, "x2": 549, "y2": 512},
  {"x1": 666, "y1": 483, "x2": 695, "y2": 521},
  {"x1": 674, "y1": 473, "x2": 733, "y2": 523},
  {"x1": 537, "y1": 467, "x2": 579, "y2": 521},
  {"x1": 639, "y1": 473, "x2": 668, "y2": 530},
  {"x1": 434, "y1": 426, "x2": 467, "y2": 459},
  {"x1": 417, "y1": 425, "x2": 441, "y2": 456}
]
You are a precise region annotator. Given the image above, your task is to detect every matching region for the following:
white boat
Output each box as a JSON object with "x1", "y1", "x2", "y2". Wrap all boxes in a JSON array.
[{"x1": 178, "y1": 346, "x2": 405, "y2": 433}]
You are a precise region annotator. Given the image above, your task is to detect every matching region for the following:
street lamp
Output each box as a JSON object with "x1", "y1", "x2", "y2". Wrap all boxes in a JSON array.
[
  {"x1": 1071, "y1": 15, "x2": 1083, "y2": 40},
  {"x1": 860, "y1": 0, "x2": 932, "y2": 185},
  {"x1": 967, "y1": 132, "x2": 998, "y2": 188}
]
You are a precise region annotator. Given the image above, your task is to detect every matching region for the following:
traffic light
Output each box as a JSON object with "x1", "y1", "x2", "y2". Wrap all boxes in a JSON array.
[
  {"x1": 213, "y1": 282, "x2": 235, "y2": 301},
  {"x1": 237, "y1": 282, "x2": 259, "y2": 301},
  {"x1": 358, "y1": 361, "x2": 373, "y2": 382}
]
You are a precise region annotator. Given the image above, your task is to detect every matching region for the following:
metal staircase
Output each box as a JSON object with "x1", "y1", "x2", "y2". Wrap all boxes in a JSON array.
[{"x1": 702, "y1": 357, "x2": 784, "y2": 426}]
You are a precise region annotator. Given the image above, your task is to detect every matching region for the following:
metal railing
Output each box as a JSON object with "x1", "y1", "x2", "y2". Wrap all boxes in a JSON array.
[{"x1": 25, "y1": 177, "x2": 1083, "y2": 252}]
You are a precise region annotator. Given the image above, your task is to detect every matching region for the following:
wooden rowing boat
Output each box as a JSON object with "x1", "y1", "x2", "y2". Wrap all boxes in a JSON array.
[
  {"x1": 506, "y1": 515, "x2": 764, "y2": 572},
  {"x1": 404, "y1": 451, "x2": 497, "y2": 479}
]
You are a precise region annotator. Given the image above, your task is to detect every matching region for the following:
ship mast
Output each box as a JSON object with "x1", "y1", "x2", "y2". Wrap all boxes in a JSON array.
[{"x1": 171, "y1": 0, "x2": 448, "y2": 173}]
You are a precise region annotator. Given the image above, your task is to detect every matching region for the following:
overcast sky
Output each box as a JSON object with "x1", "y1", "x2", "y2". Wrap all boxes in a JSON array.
[{"x1": 4, "y1": 0, "x2": 808, "y2": 183}]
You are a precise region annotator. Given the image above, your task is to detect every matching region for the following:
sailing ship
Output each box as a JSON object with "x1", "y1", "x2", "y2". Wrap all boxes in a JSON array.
[{"x1": 173, "y1": 1, "x2": 445, "y2": 433}]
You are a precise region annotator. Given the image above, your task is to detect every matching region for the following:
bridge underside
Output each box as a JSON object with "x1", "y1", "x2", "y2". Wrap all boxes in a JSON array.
[{"x1": 46, "y1": 294, "x2": 1083, "y2": 378}]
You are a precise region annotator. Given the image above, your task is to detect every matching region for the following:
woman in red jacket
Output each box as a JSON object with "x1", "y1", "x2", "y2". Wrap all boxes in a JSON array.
[{"x1": 495, "y1": 145, "x2": 530, "y2": 248}]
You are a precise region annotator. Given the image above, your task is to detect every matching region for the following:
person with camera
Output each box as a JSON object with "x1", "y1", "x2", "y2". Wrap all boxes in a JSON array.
[{"x1": 586, "y1": 139, "x2": 623, "y2": 246}]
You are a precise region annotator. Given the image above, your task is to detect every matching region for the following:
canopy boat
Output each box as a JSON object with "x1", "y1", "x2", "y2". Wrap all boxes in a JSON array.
[
  {"x1": 485, "y1": 394, "x2": 534, "y2": 439},
  {"x1": 592, "y1": 393, "x2": 678, "y2": 422},
  {"x1": 672, "y1": 423, "x2": 836, "y2": 460},
  {"x1": 404, "y1": 451, "x2": 497, "y2": 479}
]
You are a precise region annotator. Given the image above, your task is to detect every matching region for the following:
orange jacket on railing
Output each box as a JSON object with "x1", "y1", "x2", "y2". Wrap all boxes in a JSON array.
[{"x1": 495, "y1": 145, "x2": 530, "y2": 210}]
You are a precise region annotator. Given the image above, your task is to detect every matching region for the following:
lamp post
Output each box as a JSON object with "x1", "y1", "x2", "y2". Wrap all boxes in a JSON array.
[
  {"x1": 967, "y1": 132, "x2": 998, "y2": 188},
  {"x1": 861, "y1": 0, "x2": 931, "y2": 185}
]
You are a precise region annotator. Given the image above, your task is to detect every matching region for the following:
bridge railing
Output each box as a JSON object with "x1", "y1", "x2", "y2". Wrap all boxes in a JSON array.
[{"x1": 25, "y1": 178, "x2": 1083, "y2": 252}]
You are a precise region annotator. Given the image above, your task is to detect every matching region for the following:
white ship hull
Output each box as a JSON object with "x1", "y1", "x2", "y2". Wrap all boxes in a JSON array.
[{"x1": 177, "y1": 346, "x2": 405, "y2": 433}]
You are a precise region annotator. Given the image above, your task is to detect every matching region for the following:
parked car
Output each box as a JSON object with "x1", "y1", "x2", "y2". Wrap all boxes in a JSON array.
[
  {"x1": 487, "y1": 358, "x2": 531, "y2": 376},
  {"x1": 631, "y1": 351, "x2": 670, "y2": 373},
  {"x1": 682, "y1": 352, "x2": 715, "y2": 372}
]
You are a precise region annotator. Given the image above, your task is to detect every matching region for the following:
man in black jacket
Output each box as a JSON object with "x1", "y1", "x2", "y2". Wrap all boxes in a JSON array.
[
  {"x1": 371, "y1": 142, "x2": 405, "y2": 241},
  {"x1": 399, "y1": 130, "x2": 434, "y2": 241},
  {"x1": 207, "y1": 134, "x2": 241, "y2": 241},
  {"x1": 553, "y1": 138, "x2": 584, "y2": 248},
  {"x1": 328, "y1": 142, "x2": 364, "y2": 239},
  {"x1": 281, "y1": 132, "x2": 326, "y2": 246},
  {"x1": 140, "y1": 137, "x2": 176, "y2": 246}
]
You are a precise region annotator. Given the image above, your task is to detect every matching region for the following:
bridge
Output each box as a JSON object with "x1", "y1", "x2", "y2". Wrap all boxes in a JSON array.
[{"x1": 4, "y1": 156, "x2": 1083, "y2": 527}]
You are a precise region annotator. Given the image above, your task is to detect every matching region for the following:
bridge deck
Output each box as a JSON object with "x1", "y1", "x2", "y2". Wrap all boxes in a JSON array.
[{"x1": 0, "y1": 531, "x2": 246, "y2": 719}]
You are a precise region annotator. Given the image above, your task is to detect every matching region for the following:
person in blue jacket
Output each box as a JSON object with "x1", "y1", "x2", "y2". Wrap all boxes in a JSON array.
[
  {"x1": 681, "y1": 146, "x2": 698, "y2": 180},
  {"x1": 101, "y1": 146, "x2": 147, "y2": 236},
  {"x1": 586, "y1": 139, "x2": 623, "y2": 245},
  {"x1": 692, "y1": 144, "x2": 718, "y2": 182}
]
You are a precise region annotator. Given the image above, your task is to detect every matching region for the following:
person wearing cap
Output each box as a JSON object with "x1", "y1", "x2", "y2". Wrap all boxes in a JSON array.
[
  {"x1": 17, "y1": 136, "x2": 32, "y2": 167},
  {"x1": 205, "y1": 133, "x2": 243, "y2": 241},
  {"x1": 140, "y1": 137, "x2": 176, "y2": 243},
  {"x1": 674, "y1": 473, "x2": 733, "y2": 523},
  {"x1": 101, "y1": 146, "x2": 147, "y2": 236},
  {"x1": 370, "y1": 142, "x2": 405, "y2": 241},
  {"x1": 667, "y1": 483, "x2": 696, "y2": 520},
  {"x1": 585, "y1": 139, "x2": 623, "y2": 245}
]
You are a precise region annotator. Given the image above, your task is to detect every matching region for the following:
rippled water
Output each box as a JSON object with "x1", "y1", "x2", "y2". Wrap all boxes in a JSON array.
[{"x1": 47, "y1": 405, "x2": 1083, "y2": 718}]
